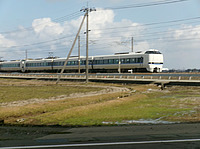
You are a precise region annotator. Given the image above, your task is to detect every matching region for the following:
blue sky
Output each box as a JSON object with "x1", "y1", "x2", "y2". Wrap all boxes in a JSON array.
[{"x1": 0, "y1": 0, "x2": 200, "y2": 69}]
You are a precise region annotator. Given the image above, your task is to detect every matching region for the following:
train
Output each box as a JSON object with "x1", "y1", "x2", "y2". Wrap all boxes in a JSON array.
[{"x1": 0, "y1": 49, "x2": 163, "y2": 73}]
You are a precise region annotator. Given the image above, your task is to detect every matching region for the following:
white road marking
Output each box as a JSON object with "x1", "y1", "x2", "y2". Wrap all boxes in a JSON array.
[{"x1": 1, "y1": 138, "x2": 200, "y2": 149}]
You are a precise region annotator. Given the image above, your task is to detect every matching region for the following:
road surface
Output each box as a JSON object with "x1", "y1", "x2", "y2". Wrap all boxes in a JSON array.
[{"x1": 1, "y1": 123, "x2": 200, "y2": 148}]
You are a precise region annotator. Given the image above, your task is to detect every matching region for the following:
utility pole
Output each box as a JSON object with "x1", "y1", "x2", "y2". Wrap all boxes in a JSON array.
[
  {"x1": 25, "y1": 50, "x2": 28, "y2": 60},
  {"x1": 48, "y1": 52, "x2": 53, "y2": 58},
  {"x1": 56, "y1": 7, "x2": 95, "y2": 84},
  {"x1": 78, "y1": 35, "x2": 80, "y2": 73},
  {"x1": 85, "y1": 9, "x2": 89, "y2": 83},
  {"x1": 81, "y1": 7, "x2": 96, "y2": 83},
  {"x1": 131, "y1": 37, "x2": 134, "y2": 52},
  {"x1": 56, "y1": 12, "x2": 87, "y2": 84}
]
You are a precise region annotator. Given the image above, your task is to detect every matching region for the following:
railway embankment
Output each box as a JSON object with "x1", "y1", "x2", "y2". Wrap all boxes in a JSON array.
[{"x1": 0, "y1": 73, "x2": 200, "y2": 86}]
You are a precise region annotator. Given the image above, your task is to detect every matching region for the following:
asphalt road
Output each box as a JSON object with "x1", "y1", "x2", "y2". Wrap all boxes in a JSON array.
[{"x1": 1, "y1": 123, "x2": 200, "y2": 149}]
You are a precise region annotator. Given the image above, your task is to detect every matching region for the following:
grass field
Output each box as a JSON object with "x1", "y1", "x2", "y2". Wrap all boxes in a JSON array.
[{"x1": 0, "y1": 78, "x2": 200, "y2": 126}]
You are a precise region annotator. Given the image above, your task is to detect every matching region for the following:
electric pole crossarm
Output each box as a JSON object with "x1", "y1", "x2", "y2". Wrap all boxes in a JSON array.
[{"x1": 56, "y1": 13, "x2": 87, "y2": 83}]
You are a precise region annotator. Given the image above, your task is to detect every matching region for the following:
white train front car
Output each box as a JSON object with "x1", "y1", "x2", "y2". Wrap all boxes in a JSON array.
[{"x1": 144, "y1": 49, "x2": 163, "y2": 72}]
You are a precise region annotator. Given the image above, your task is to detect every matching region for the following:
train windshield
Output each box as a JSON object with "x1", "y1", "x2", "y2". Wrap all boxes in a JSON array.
[{"x1": 145, "y1": 51, "x2": 161, "y2": 54}]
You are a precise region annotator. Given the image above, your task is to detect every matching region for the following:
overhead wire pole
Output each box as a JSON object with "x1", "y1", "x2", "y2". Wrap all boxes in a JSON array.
[
  {"x1": 81, "y1": 7, "x2": 96, "y2": 83},
  {"x1": 85, "y1": 8, "x2": 89, "y2": 83},
  {"x1": 56, "y1": 13, "x2": 87, "y2": 84},
  {"x1": 25, "y1": 50, "x2": 28, "y2": 60},
  {"x1": 131, "y1": 37, "x2": 134, "y2": 52},
  {"x1": 78, "y1": 35, "x2": 81, "y2": 74}
]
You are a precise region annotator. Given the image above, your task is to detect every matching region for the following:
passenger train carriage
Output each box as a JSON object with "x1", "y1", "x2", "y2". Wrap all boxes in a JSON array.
[{"x1": 0, "y1": 49, "x2": 163, "y2": 73}]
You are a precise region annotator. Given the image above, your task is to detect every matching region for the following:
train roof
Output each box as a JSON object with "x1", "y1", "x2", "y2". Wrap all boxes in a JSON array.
[{"x1": 0, "y1": 49, "x2": 162, "y2": 63}]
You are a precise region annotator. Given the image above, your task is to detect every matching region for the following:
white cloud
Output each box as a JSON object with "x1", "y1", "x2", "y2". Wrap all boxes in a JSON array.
[
  {"x1": 87, "y1": 9, "x2": 147, "y2": 55},
  {"x1": 158, "y1": 25, "x2": 200, "y2": 69},
  {"x1": 32, "y1": 18, "x2": 64, "y2": 37},
  {"x1": 173, "y1": 25, "x2": 200, "y2": 39},
  {"x1": 0, "y1": 34, "x2": 16, "y2": 48}
]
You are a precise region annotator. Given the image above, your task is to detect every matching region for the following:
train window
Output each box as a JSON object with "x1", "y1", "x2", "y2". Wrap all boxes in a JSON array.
[
  {"x1": 145, "y1": 51, "x2": 161, "y2": 54},
  {"x1": 114, "y1": 59, "x2": 119, "y2": 64},
  {"x1": 89, "y1": 60, "x2": 93, "y2": 65},
  {"x1": 97, "y1": 60, "x2": 103, "y2": 64},
  {"x1": 109, "y1": 59, "x2": 114, "y2": 64},
  {"x1": 47, "y1": 62, "x2": 51, "y2": 66},
  {"x1": 59, "y1": 62, "x2": 64, "y2": 66},
  {"x1": 121, "y1": 59, "x2": 125, "y2": 64},
  {"x1": 71, "y1": 61, "x2": 75, "y2": 65},
  {"x1": 135, "y1": 57, "x2": 143, "y2": 63},
  {"x1": 130, "y1": 58, "x2": 135, "y2": 63},
  {"x1": 126, "y1": 58, "x2": 130, "y2": 63},
  {"x1": 58, "y1": 62, "x2": 64, "y2": 66},
  {"x1": 81, "y1": 60, "x2": 86, "y2": 65},
  {"x1": 104, "y1": 59, "x2": 109, "y2": 64}
]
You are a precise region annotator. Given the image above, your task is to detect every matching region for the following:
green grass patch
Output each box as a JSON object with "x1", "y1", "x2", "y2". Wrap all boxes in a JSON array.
[{"x1": 5, "y1": 93, "x2": 191, "y2": 126}]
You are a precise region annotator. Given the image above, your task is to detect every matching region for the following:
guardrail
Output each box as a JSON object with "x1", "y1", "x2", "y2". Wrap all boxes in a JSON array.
[{"x1": 0, "y1": 73, "x2": 200, "y2": 81}]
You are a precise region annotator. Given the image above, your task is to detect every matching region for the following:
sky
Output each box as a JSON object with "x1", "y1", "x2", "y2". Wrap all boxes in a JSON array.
[{"x1": 0, "y1": 0, "x2": 200, "y2": 69}]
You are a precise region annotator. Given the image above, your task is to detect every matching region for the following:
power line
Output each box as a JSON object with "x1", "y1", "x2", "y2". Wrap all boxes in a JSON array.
[
  {"x1": 1, "y1": 17, "x2": 199, "y2": 53},
  {"x1": 0, "y1": 34, "x2": 75, "y2": 49},
  {"x1": 0, "y1": 0, "x2": 190, "y2": 35},
  {"x1": 88, "y1": 25, "x2": 200, "y2": 41},
  {"x1": 0, "y1": 11, "x2": 82, "y2": 35},
  {"x1": 88, "y1": 36, "x2": 200, "y2": 53},
  {"x1": 91, "y1": 16, "x2": 200, "y2": 31},
  {"x1": 105, "y1": 0, "x2": 189, "y2": 10}
]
